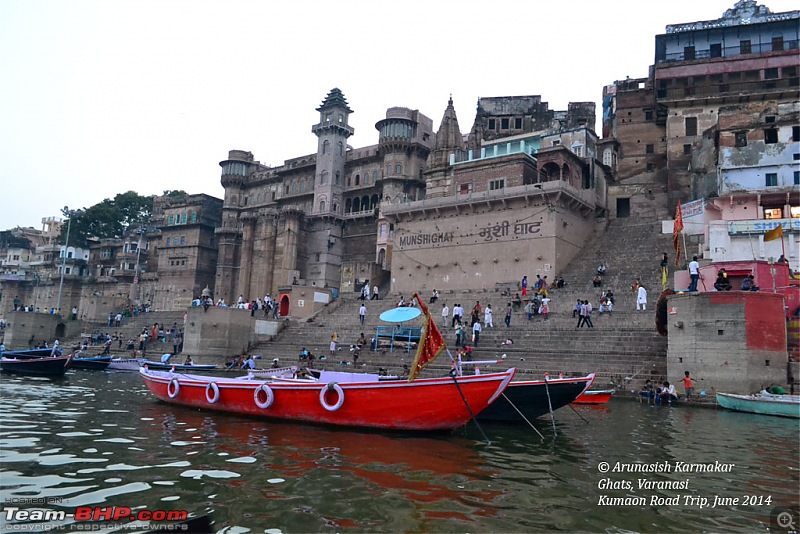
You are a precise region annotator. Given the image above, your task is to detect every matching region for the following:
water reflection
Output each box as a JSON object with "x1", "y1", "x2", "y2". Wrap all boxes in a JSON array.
[{"x1": 0, "y1": 371, "x2": 797, "y2": 532}]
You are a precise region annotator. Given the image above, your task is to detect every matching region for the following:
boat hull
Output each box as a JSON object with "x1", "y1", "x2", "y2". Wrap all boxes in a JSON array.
[
  {"x1": 716, "y1": 392, "x2": 800, "y2": 419},
  {"x1": 140, "y1": 367, "x2": 515, "y2": 431},
  {"x1": 478, "y1": 374, "x2": 595, "y2": 421},
  {"x1": 142, "y1": 360, "x2": 217, "y2": 372},
  {"x1": 72, "y1": 356, "x2": 113, "y2": 370},
  {"x1": 108, "y1": 358, "x2": 145, "y2": 371},
  {"x1": 0, "y1": 355, "x2": 73, "y2": 376},
  {"x1": 573, "y1": 389, "x2": 615, "y2": 405}
]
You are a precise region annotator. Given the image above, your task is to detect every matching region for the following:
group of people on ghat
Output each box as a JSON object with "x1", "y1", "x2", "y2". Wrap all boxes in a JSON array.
[
  {"x1": 191, "y1": 293, "x2": 280, "y2": 318},
  {"x1": 358, "y1": 284, "x2": 380, "y2": 301},
  {"x1": 639, "y1": 371, "x2": 697, "y2": 405}
]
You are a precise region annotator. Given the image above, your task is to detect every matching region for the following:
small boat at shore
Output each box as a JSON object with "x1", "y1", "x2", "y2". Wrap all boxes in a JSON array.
[
  {"x1": 142, "y1": 360, "x2": 218, "y2": 372},
  {"x1": 477, "y1": 373, "x2": 595, "y2": 421},
  {"x1": 1, "y1": 354, "x2": 73, "y2": 376},
  {"x1": 72, "y1": 355, "x2": 112, "y2": 371},
  {"x1": 139, "y1": 366, "x2": 516, "y2": 431},
  {"x1": 0, "y1": 347, "x2": 62, "y2": 359},
  {"x1": 108, "y1": 357, "x2": 145, "y2": 371},
  {"x1": 572, "y1": 388, "x2": 615, "y2": 405},
  {"x1": 716, "y1": 391, "x2": 800, "y2": 419}
]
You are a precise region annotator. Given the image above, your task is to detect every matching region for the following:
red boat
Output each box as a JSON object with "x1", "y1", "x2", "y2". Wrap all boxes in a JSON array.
[
  {"x1": 139, "y1": 367, "x2": 516, "y2": 431},
  {"x1": 572, "y1": 389, "x2": 615, "y2": 405}
]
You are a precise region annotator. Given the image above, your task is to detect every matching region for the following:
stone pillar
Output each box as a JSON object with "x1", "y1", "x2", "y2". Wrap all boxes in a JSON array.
[
  {"x1": 238, "y1": 217, "x2": 255, "y2": 299},
  {"x1": 251, "y1": 213, "x2": 277, "y2": 298},
  {"x1": 282, "y1": 212, "x2": 300, "y2": 272}
]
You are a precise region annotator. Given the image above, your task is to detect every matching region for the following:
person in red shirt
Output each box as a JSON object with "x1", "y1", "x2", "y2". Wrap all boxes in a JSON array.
[{"x1": 683, "y1": 371, "x2": 696, "y2": 400}]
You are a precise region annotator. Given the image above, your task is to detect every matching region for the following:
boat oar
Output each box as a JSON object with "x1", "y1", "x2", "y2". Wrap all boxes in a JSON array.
[
  {"x1": 449, "y1": 368, "x2": 490, "y2": 445},
  {"x1": 543, "y1": 374, "x2": 557, "y2": 437},
  {"x1": 501, "y1": 392, "x2": 545, "y2": 441}
]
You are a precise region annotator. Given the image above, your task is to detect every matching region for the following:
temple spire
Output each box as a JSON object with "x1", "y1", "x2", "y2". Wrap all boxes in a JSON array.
[{"x1": 429, "y1": 96, "x2": 464, "y2": 168}]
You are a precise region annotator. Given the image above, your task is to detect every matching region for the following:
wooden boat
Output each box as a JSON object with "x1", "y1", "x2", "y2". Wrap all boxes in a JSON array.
[
  {"x1": 0, "y1": 347, "x2": 63, "y2": 359},
  {"x1": 477, "y1": 373, "x2": 595, "y2": 421},
  {"x1": 572, "y1": 388, "x2": 615, "y2": 405},
  {"x1": 108, "y1": 357, "x2": 145, "y2": 371},
  {"x1": 716, "y1": 391, "x2": 800, "y2": 419},
  {"x1": 72, "y1": 355, "x2": 113, "y2": 370},
  {"x1": 139, "y1": 366, "x2": 516, "y2": 431},
  {"x1": 141, "y1": 360, "x2": 218, "y2": 371},
  {"x1": 0, "y1": 354, "x2": 73, "y2": 376}
]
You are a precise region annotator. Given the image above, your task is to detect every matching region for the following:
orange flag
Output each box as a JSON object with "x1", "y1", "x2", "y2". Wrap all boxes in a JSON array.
[
  {"x1": 408, "y1": 292, "x2": 446, "y2": 381},
  {"x1": 763, "y1": 225, "x2": 783, "y2": 242},
  {"x1": 673, "y1": 203, "x2": 684, "y2": 266}
]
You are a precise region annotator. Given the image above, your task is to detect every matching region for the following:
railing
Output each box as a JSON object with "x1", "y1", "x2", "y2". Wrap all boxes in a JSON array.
[
  {"x1": 657, "y1": 39, "x2": 798, "y2": 63},
  {"x1": 374, "y1": 325, "x2": 421, "y2": 353},
  {"x1": 657, "y1": 77, "x2": 799, "y2": 101}
]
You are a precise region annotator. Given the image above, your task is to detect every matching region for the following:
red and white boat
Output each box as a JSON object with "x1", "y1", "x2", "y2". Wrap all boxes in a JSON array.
[
  {"x1": 572, "y1": 388, "x2": 615, "y2": 405},
  {"x1": 139, "y1": 366, "x2": 516, "y2": 431}
]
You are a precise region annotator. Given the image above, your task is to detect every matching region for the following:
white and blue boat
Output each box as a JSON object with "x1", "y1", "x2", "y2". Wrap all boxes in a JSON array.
[{"x1": 716, "y1": 391, "x2": 800, "y2": 419}]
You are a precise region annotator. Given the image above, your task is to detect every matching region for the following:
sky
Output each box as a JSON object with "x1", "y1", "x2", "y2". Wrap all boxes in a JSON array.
[{"x1": 1, "y1": 0, "x2": 797, "y2": 231}]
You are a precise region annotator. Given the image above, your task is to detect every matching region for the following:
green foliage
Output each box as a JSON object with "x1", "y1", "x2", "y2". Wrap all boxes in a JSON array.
[{"x1": 60, "y1": 191, "x2": 153, "y2": 246}]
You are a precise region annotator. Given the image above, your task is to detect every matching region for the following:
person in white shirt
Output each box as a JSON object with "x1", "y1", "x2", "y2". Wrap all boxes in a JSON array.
[
  {"x1": 484, "y1": 305, "x2": 493, "y2": 328},
  {"x1": 441, "y1": 303, "x2": 449, "y2": 324},
  {"x1": 688, "y1": 256, "x2": 700, "y2": 292},
  {"x1": 472, "y1": 321, "x2": 482, "y2": 346},
  {"x1": 637, "y1": 285, "x2": 648, "y2": 311}
]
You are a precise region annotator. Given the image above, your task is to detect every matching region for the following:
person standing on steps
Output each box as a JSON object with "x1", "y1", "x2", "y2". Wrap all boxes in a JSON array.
[
  {"x1": 484, "y1": 304, "x2": 493, "y2": 328},
  {"x1": 688, "y1": 256, "x2": 700, "y2": 292},
  {"x1": 472, "y1": 320, "x2": 482, "y2": 346},
  {"x1": 359, "y1": 303, "x2": 366, "y2": 325},
  {"x1": 504, "y1": 302, "x2": 512, "y2": 328},
  {"x1": 521, "y1": 275, "x2": 528, "y2": 297},
  {"x1": 441, "y1": 303, "x2": 449, "y2": 326},
  {"x1": 660, "y1": 252, "x2": 669, "y2": 290},
  {"x1": 637, "y1": 284, "x2": 648, "y2": 311}
]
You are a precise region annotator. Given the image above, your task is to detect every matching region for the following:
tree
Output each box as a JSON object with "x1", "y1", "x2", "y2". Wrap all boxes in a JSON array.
[{"x1": 59, "y1": 191, "x2": 153, "y2": 246}]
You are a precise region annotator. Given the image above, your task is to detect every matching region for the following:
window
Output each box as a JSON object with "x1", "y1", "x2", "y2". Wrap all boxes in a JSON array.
[
  {"x1": 764, "y1": 129, "x2": 778, "y2": 144},
  {"x1": 181, "y1": 213, "x2": 187, "y2": 224},
  {"x1": 795, "y1": 171, "x2": 799, "y2": 185},
  {"x1": 168, "y1": 215, "x2": 174, "y2": 225},
  {"x1": 501, "y1": 118, "x2": 509, "y2": 130},
  {"x1": 772, "y1": 36, "x2": 784, "y2": 51},
  {"x1": 355, "y1": 174, "x2": 360, "y2": 186},
  {"x1": 395, "y1": 164, "x2": 402, "y2": 174},
  {"x1": 319, "y1": 201, "x2": 325, "y2": 211},
  {"x1": 765, "y1": 115, "x2": 776, "y2": 123},
  {"x1": 646, "y1": 163, "x2": 655, "y2": 172},
  {"x1": 514, "y1": 117, "x2": 522, "y2": 129},
  {"x1": 710, "y1": 43, "x2": 722, "y2": 58},
  {"x1": 685, "y1": 117, "x2": 697, "y2": 136},
  {"x1": 180, "y1": 236, "x2": 186, "y2": 245},
  {"x1": 386, "y1": 165, "x2": 391, "y2": 176},
  {"x1": 488, "y1": 119, "x2": 496, "y2": 130},
  {"x1": 603, "y1": 149, "x2": 612, "y2": 166},
  {"x1": 765, "y1": 173, "x2": 778, "y2": 187},
  {"x1": 573, "y1": 145, "x2": 583, "y2": 157},
  {"x1": 552, "y1": 139, "x2": 561, "y2": 147},
  {"x1": 338, "y1": 141, "x2": 343, "y2": 156},
  {"x1": 459, "y1": 183, "x2": 472, "y2": 195},
  {"x1": 740, "y1": 40, "x2": 751, "y2": 54},
  {"x1": 683, "y1": 144, "x2": 692, "y2": 156},
  {"x1": 646, "y1": 144, "x2": 654, "y2": 154},
  {"x1": 320, "y1": 171, "x2": 328, "y2": 184},
  {"x1": 793, "y1": 126, "x2": 800, "y2": 141},
  {"x1": 372, "y1": 170, "x2": 378, "y2": 182},
  {"x1": 489, "y1": 179, "x2": 505, "y2": 191},
  {"x1": 644, "y1": 110, "x2": 653, "y2": 121},
  {"x1": 764, "y1": 208, "x2": 782, "y2": 219},
  {"x1": 322, "y1": 140, "x2": 329, "y2": 154},
  {"x1": 735, "y1": 131, "x2": 747, "y2": 147},
  {"x1": 191, "y1": 212, "x2": 197, "y2": 224},
  {"x1": 335, "y1": 172, "x2": 340, "y2": 184},
  {"x1": 684, "y1": 46, "x2": 695, "y2": 60}
]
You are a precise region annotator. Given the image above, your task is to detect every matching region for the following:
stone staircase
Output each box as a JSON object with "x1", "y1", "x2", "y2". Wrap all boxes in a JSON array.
[
  {"x1": 61, "y1": 311, "x2": 188, "y2": 355},
  {"x1": 250, "y1": 218, "x2": 676, "y2": 388}
]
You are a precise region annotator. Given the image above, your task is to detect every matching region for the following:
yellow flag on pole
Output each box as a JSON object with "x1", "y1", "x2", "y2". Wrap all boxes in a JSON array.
[{"x1": 764, "y1": 226, "x2": 783, "y2": 242}]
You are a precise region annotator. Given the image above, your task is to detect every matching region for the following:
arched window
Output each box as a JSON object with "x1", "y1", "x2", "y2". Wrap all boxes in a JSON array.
[
  {"x1": 386, "y1": 164, "x2": 391, "y2": 175},
  {"x1": 338, "y1": 141, "x2": 344, "y2": 156},
  {"x1": 320, "y1": 171, "x2": 328, "y2": 185},
  {"x1": 373, "y1": 170, "x2": 378, "y2": 182},
  {"x1": 299, "y1": 180, "x2": 305, "y2": 193},
  {"x1": 395, "y1": 164, "x2": 402, "y2": 174},
  {"x1": 333, "y1": 203, "x2": 338, "y2": 212},
  {"x1": 322, "y1": 140, "x2": 330, "y2": 155},
  {"x1": 345, "y1": 198, "x2": 352, "y2": 213},
  {"x1": 353, "y1": 197, "x2": 361, "y2": 212},
  {"x1": 370, "y1": 194, "x2": 379, "y2": 209},
  {"x1": 335, "y1": 171, "x2": 340, "y2": 185},
  {"x1": 291, "y1": 181, "x2": 298, "y2": 194},
  {"x1": 355, "y1": 174, "x2": 360, "y2": 186},
  {"x1": 361, "y1": 195, "x2": 369, "y2": 209},
  {"x1": 307, "y1": 177, "x2": 314, "y2": 190},
  {"x1": 319, "y1": 201, "x2": 326, "y2": 211}
]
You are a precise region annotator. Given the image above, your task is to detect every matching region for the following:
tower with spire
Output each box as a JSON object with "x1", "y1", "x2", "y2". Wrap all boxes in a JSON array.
[
  {"x1": 424, "y1": 96, "x2": 464, "y2": 198},
  {"x1": 311, "y1": 88, "x2": 353, "y2": 217}
]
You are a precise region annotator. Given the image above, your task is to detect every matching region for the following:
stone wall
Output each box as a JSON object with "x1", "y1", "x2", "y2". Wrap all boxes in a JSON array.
[{"x1": 667, "y1": 292, "x2": 788, "y2": 394}]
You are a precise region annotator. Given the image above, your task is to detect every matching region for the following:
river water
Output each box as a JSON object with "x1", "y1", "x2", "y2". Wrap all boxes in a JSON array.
[{"x1": 0, "y1": 370, "x2": 798, "y2": 533}]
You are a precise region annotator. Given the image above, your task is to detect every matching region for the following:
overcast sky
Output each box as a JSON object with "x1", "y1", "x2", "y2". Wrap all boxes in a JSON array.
[{"x1": 1, "y1": 0, "x2": 796, "y2": 231}]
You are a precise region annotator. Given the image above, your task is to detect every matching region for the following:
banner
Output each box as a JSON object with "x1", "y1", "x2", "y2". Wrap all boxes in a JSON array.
[
  {"x1": 407, "y1": 293, "x2": 446, "y2": 381},
  {"x1": 764, "y1": 225, "x2": 783, "y2": 242},
  {"x1": 673, "y1": 204, "x2": 684, "y2": 266}
]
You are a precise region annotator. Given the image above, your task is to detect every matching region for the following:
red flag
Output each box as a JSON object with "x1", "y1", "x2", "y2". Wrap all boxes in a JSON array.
[
  {"x1": 408, "y1": 292, "x2": 446, "y2": 381},
  {"x1": 673, "y1": 203, "x2": 684, "y2": 266}
]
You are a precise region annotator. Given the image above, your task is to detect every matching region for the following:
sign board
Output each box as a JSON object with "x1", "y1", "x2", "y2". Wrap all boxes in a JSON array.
[
  {"x1": 681, "y1": 199, "x2": 704, "y2": 219},
  {"x1": 728, "y1": 218, "x2": 800, "y2": 236}
]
